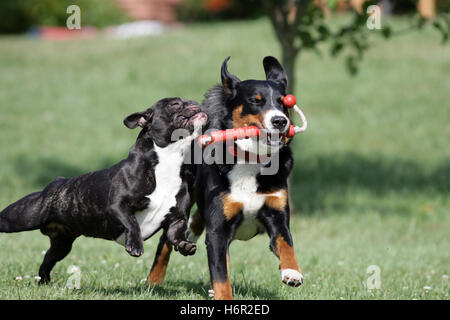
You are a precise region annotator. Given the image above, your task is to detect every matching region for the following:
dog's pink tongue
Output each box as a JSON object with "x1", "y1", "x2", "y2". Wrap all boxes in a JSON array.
[{"x1": 190, "y1": 112, "x2": 208, "y2": 126}]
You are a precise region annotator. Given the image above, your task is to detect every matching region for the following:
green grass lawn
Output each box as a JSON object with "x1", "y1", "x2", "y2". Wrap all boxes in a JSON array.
[{"x1": 0, "y1": 17, "x2": 449, "y2": 300}]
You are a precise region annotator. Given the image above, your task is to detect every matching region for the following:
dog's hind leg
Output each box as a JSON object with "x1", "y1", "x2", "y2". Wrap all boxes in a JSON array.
[
  {"x1": 147, "y1": 233, "x2": 172, "y2": 286},
  {"x1": 0, "y1": 192, "x2": 45, "y2": 233},
  {"x1": 38, "y1": 234, "x2": 77, "y2": 284}
]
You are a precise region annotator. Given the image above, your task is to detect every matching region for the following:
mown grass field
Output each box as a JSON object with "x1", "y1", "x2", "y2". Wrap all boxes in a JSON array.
[{"x1": 0, "y1": 17, "x2": 448, "y2": 300}]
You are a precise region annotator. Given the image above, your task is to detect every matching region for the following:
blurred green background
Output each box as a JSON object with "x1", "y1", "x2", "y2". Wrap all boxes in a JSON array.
[{"x1": 0, "y1": 1, "x2": 449, "y2": 300}]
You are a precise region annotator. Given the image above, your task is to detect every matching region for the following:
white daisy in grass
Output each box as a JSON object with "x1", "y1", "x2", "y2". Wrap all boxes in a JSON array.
[
  {"x1": 15, "y1": 276, "x2": 23, "y2": 281},
  {"x1": 423, "y1": 286, "x2": 432, "y2": 291},
  {"x1": 442, "y1": 275, "x2": 448, "y2": 281},
  {"x1": 67, "y1": 265, "x2": 80, "y2": 274},
  {"x1": 34, "y1": 276, "x2": 41, "y2": 281}
]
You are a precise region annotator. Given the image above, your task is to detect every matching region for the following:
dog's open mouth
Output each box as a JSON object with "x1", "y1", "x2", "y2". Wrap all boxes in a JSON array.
[
  {"x1": 233, "y1": 127, "x2": 285, "y2": 157},
  {"x1": 260, "y1": 130, "x2": 284, "y2": 147}
]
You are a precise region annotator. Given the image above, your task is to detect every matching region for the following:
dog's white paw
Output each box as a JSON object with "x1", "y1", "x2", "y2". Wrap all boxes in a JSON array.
[
  {"x1": 281, "y1": 269, "x2": 303, "y2": 287},
  {"x1": 208, "y1": 289, "x2": 215, "y2": 297}
]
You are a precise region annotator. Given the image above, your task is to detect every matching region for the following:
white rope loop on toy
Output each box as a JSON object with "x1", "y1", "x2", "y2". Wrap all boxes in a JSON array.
[{"x1": 292, "y1": 104, "x2": 307, "y2": 133}]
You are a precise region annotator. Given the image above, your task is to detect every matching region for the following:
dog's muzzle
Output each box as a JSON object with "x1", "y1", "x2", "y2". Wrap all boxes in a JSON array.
[{"x1": 175, "y1": 104, "x2": 208, "y2": 130}]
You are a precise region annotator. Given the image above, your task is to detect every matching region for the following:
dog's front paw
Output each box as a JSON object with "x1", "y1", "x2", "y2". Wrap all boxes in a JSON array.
[
  {"x1": 281, "y1": 269, "x2": 303, "y2": 287},
  {"x1": 125, "y1": 238, "x2": 144, "y2": 257},
  {"x1": 175, "y1": 240, "x2": 197, "y2": 256}
]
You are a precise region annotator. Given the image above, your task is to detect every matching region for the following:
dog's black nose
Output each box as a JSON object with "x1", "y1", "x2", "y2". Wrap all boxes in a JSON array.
[{"x1": 271, "y1": 116, "x2": 288, "y2": 131}]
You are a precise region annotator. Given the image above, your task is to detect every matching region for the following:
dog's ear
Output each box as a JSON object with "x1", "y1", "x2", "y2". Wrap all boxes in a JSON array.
[
  {"x1": 123, "y1": 109, "x2": 153, "y2": 129},
  {"x1": 221, "y1": 56, "x2": 240, "y2": 96},
  {"x1": 263, "y1": 56, "x2": 288, "y2": 91}
]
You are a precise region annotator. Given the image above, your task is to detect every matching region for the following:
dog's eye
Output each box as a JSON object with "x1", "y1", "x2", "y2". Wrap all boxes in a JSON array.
[
  {"x1": 169, "y1": 102, "x2": 182, "y2": 111},
  {"x1": 249, "y1": 95, "x2": 264, "y2": 104}
]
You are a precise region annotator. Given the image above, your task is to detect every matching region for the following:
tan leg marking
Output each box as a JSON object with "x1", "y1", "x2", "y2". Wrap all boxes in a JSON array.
[
  {"x1": 147, "y1": 241, "x2": 172, "y2": 286},
  {"x1": 221, "y1": 193, "x2": 243, "y2": 221},
  {"x1": 274, "y1": 236, "x2": 303, "y2": 286},
  {"x1": 212, "y1": 278, "x2": 233, "y2": 300},
  {"x1": 189, "y1": 210, "x2": 205, "y2": 238},
  {"x1": 275, "y1": 235, "x2": 301, "y2": 272},
  {"x1": 264, "y1": 189, "x2": 288, "y2": 211}
]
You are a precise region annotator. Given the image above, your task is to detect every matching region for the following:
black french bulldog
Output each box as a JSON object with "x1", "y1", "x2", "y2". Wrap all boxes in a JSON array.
[{"x1": 0, "y1": 97, "x2": 207, "y2": 284}]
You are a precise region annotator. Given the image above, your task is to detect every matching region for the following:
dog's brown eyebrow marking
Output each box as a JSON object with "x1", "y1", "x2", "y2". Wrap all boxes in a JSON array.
[
  {"x1": 255, "y1": 94, "x2": 262, "y2": 101},
  {"x1": 232, "y1": 105, "x2": 264, "y2": 129},
  {"x1": 221, "y1": 193, "x2": 243, "y2": 221}
]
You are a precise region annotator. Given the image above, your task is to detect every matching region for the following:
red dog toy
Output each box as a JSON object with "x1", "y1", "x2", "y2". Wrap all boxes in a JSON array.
[{"x1": 198, "y1": 94, "x2": 307, "y2": 147}]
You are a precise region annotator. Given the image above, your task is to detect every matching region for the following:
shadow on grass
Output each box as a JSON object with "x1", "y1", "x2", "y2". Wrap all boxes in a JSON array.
[
  {"x1": 83, "y1": 279, "x2": 280, "y2": 299},
  {"x1": 9, "y1": 152, "x2": 450, "y2": 215},
  {"x1": 291, "y1": 152, "x2": 450, "y2": 213},
  {"x1": 173, "y1": 280, "x2": 280, "y2": 299},
  {"x1": 80, "y1": 283, "x2": 183, "y2": 298}
]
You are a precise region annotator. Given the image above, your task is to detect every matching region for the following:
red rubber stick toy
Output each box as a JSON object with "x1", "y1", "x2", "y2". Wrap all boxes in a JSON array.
[{"x1": 198, "y1": 94, "x2": 307, "y2": 147}]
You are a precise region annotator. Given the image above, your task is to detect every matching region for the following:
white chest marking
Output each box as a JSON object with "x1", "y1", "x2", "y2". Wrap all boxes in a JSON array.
[
  {"x1": 115, "y1": 135, "x2": 193, "y2": 246},
  {"x1": 227, "y1": 164, "x2": 282, "y2": 241},
  {"x1": 227, "y1": 164, "x2": 264, "y2": 213}
]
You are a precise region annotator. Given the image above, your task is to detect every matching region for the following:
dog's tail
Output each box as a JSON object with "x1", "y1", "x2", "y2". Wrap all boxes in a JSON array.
[{"x1": 0, "y1": 191, "x2": 44, "y2": 233}]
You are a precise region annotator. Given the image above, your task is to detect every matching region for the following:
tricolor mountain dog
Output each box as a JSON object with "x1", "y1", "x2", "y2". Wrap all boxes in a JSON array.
[
  {"x1": 147, "y1": 56, "x2": 303, "y2": 299},
  {"x1": 0, "y1": 97, "x2": 207, "y2": 284}
]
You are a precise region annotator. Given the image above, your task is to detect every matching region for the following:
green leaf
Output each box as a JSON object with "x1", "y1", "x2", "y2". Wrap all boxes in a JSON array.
[
  {"x1": 331, "y1": 42, "x2": 344, "y2": 57},
  {"x1": 346, "y1": 55, "x2": 359, "y2": 76},
  {"x1": 381, "y1": 26, "x2": 392, "y2": 39},
  {"x1": 317, "y1": 24, "x2": 330, "y2": 38},
  {"x1": 299, "y1": 30, "x2": 316, "y2": 48},
  {"x1": 432, "y1": 20, "x2": 449, "y2": 43},
  {"x1": 416, "y1": 17, "x2": 427, "y2": 30}
]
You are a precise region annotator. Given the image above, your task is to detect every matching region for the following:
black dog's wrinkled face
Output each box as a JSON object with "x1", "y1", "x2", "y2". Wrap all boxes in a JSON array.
[
  {"x1": 123, "y1": 98, "x2": 208, "y2": 148},
  {"x1": 221, "y1": 56, "x2": 291, "y2": 149}
]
